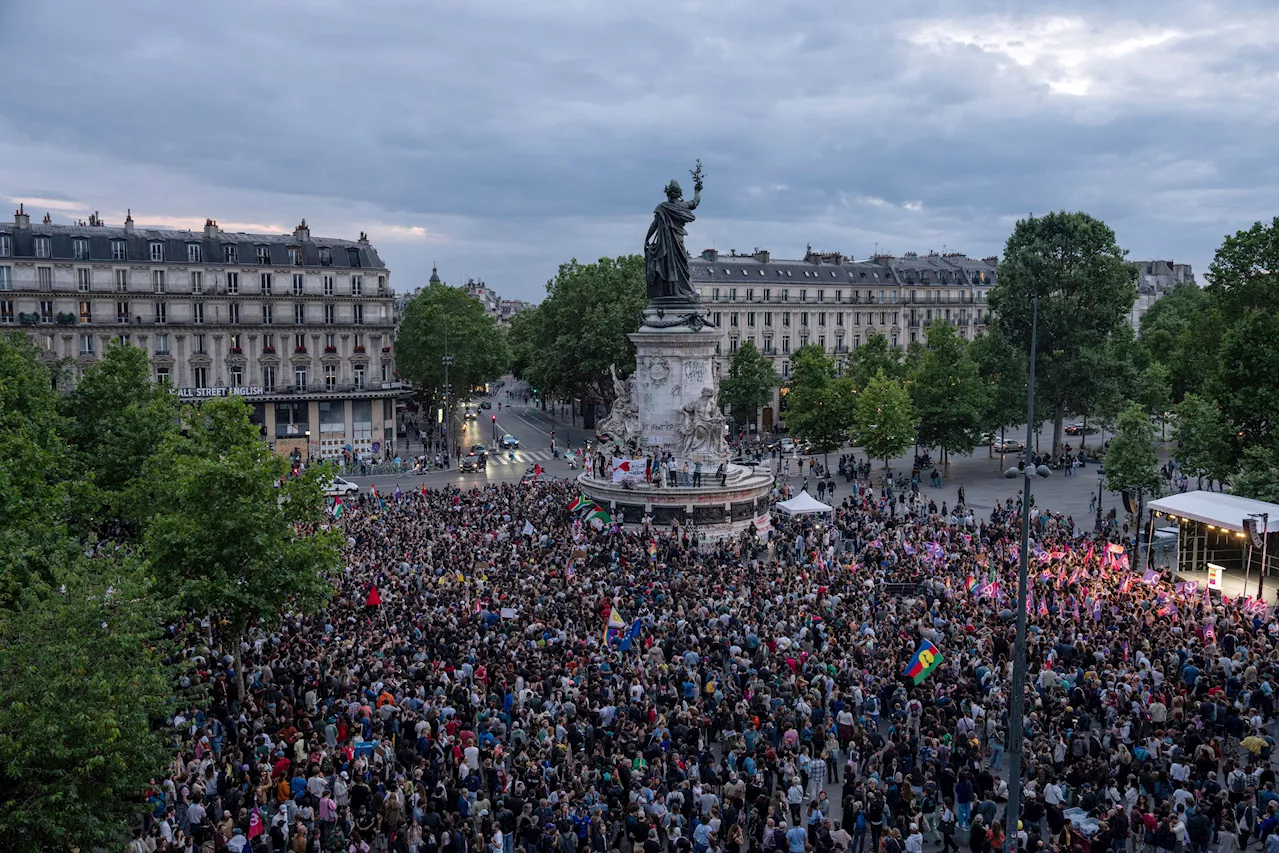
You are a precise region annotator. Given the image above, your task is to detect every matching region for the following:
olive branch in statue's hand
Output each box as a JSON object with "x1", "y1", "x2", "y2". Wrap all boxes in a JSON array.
[{"x1": 690, "y1": 159, "x2": 705, "y2": 192}]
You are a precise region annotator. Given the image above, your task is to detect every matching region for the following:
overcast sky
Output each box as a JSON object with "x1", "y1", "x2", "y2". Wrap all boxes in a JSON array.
[{"x1": 0, "y1": 0, "x2": 1275, "y2": 302}]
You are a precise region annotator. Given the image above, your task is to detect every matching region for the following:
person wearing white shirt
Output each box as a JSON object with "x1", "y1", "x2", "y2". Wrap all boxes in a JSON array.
[
  {"x1": 905, "y1": 825, "x2": 924, "y2": 853},
  {"x1": 1044, "y1": 782, "x2": 1064, "y2": 808}
]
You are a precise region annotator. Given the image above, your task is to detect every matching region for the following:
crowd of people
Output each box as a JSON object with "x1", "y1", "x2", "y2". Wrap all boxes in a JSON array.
[{"x1": 131, "y1": 470, "x2": 1278, "y2": 853}]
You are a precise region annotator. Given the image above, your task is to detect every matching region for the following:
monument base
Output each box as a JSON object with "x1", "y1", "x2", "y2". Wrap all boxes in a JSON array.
[{"x1": 576, "y1": 464, "x2": 774, "y2": 541}]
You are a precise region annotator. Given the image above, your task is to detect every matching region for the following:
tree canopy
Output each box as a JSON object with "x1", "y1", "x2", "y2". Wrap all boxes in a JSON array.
[
  {"x1": 852, "y1": 369, "x2": 917, "y2": 470},
  {"x1": 396, "y1": 282, "x2": 509, "y2": 400},
  {"x1": 782, "y1": 344, "x2": 855, "y2": 458},
  {"x1": 908, "y1": 321, "x2": 984, "y2": 467},
  {"x1": 849, "y1": 332, "x2": 904, "y2": 390},
  {"x1": 718, "y1": 339, "x2": 779, "y2": 427},
  {"x1": 1104, "y1": 403, "x2": 1161, "y2": 498},
  {"x1": 989, "y1": 211, "x2": 1137, "y2": 457}
]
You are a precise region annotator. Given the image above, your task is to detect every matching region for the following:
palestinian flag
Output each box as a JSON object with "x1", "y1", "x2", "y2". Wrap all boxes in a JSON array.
[
  {"x1": 568, "y1": 494, "x2": 593, "y2": 513},
  {"x1": 903, "y1": 639, "x2": 941, "y2": 685},
  {"x1": 332, "y1": 499, "x2": 345, "y2": 519},
  {"x1": 587, "y1": 508, "x2": 612, "y2": 524}
]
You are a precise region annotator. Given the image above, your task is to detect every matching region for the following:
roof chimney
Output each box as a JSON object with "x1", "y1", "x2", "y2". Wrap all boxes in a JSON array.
[
  {"x1": 754, "y1": 249, "x2": 770, "y2": 263},
  {"x1": 701, "y1": 248, "x2": 718, "y2": 261},
  {"x1": 124, "y1": 209, "x2": 135, "y2": 234},
  {"x1": 982, "y1": 256, "x2": 998, "y2": 266},
  {"x1": 358, "y1": 231, "x2": 368, "y2": 244},
  {"x1": 42, "y1": 212, "x2": 52, "y2": 224},
  {"x1": 14, "y1": 203, "x2": 29, "y2": 229},
  {"x1": 204, "y1": 218, "x2": 220, "y2": 239},
  {"x1": 294, "y1": 218, "x2": 311, "y2": 242}
]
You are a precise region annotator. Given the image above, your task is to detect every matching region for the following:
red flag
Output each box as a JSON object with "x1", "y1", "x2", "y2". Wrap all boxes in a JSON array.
[
  {"x1": 248, "y1": 807, "x2": 263, "y2": 839},
  {"x1": 420, "y1": 483, "x2": 427, "y2": 497},
  {"x1": 473, "y1": 598, "x2": 482, "y2": 615},
  {"x1": 365, "y1": 585, "x2": 382, "y2": 607},
  {"x1": 534, "y1": 464, "x2": 543, "y2": 477}
]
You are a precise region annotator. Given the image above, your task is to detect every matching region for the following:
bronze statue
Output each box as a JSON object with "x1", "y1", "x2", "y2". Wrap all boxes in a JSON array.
[{"x1": 645, "y1": 160, "x2": 704, "y2": 303}]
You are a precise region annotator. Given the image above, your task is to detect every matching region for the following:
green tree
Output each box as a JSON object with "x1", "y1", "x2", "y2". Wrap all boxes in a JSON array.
[
  {"x1": 396, "y1": 282, "x2": 509, "y2": 400},
  {"x1": 784, "y1": 344, "x2": 855, "y2": 463},
  {"x1": 1135, "y1": 361, "x2": 1172, "y2": 438},
  {"x1": 989, "y1": 212, "x2": 1137, "y2": 457},
  {"x1": 852, "y1": 369, "x2": 917, "y2": 470},
  {"x1": 1230, "y1": 445, "x2": 1279, "y2": 504},
  {"x1": 0, "y1": 553, "x2": 174, "y2": 853},
  {"x1": 1137, "y1": 282, "x2": 1211, "y2": 401},
  {"x1": 718, "y1": 339, "x2": 779, "y2": 429},
  {"x1": 969, "y1": 331, "x2": 1027, "y2": 458},
  {"x1": 140, "y1": 397, "x2": 342, "y2": 696},
  {"x1": 909, "y1": 321, "x2": 984, "y2": 468},
  {"x1": 1172, "y1": 393, "x2": 1234, "y2": 490},
  {"x1": 1214, "y1": 308, "x2": 1279, "y2": 454},
  {"x1": 1204, "y1": 216, "x2": 1279, "y2": 321},
  {"x1": 521, "y1": 256, "x2": 646, "y2": 404},
  {"x1": 506, "y1": 307, "x2": 539, "y2": 381},
  {"x1": 849, "y1": 332, "x2": 904, "y2": 390},
  {"x1": 62, "y1": 341, "x2": 176, "y2": 527},
  {"x1": 1104, "y1": 403, "x2": 1161, "y2": 498}
]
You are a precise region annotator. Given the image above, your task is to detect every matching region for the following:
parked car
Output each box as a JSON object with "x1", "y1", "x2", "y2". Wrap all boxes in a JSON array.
[
  {"x1": 780, "y1": 438, "x2": 798, "y2": 454},
  {"x1": 324, "y1": 476, "x2": 360, "y2": 497},
  {"x1": 994, "y1": 440, "x2": 1026, "y2": 454},
  {"x1": 500, "y1": 434, "x2": 520, "y2": 450}
]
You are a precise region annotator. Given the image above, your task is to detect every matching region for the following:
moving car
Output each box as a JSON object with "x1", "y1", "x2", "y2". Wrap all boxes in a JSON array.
[
  {"x1": 324, "y1": 476, "x2": 360, "y2": 497},
  {"x1": 780, "y1": 438, "x2": 798, "y2": 454},
  {"x1": 480, "y1": 401, "x2": 492, "y2": 410},
  {"x1": 499, "y1": 434, "x2": 520, "y2": 450},
  {"x1": 468, "y1": 443, "x2": 487, "y2": 459},
  {"x1": 1064, "y1": 423, "x2": 1097, "y2": 436},
  {"x1": 464, "y1": 410, "x2": 477, "y2": 420},
  {"x1": 459, "y1": 457, "x2": 480, "y2": 473},
  {"x1": 994, "y1": 439, "x2": 1026, "y2": 453}
]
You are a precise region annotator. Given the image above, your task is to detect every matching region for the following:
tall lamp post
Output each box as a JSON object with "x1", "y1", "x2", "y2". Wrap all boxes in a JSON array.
[
  {"x1": 1003, "y1": 293, "x2": 1052, "y2": 853},
  {"x1": 442, "y1": 328, "x2": 453, "y2": 462},
  {"x1": 1094, "y1": 466, "x2": 1106, "y2": 533}
]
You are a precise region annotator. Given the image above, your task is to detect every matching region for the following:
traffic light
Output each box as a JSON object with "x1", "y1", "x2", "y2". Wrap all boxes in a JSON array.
[{"x1": 491, "y1": 415, "x2": 497, "y2": 423}]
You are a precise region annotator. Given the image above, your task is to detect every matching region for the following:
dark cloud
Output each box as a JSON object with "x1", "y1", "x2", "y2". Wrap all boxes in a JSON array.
[{"x1": 0, "y1": 0, "x2": 1273, "y2": 301}]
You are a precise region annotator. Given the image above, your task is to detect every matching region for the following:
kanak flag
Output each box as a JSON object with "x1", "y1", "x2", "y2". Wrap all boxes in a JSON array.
[
  {"x1": 248, "y1": 806, "x2": 263, "y2": 839},
  {"x1": 902, "y1": 638, "x2": 941, "y2": 685},
  {"x1": 365, "y1": 584, "x2": 382, "y2": 607}
]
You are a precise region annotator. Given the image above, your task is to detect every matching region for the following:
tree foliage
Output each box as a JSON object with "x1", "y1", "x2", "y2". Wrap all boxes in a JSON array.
[
  {"x1": 908, "y1": 321, "x2": 984, "y2": 466},
  {"x1": 849, "y1": 332, "x2": 904, "y2": 391},
  {"x1": 1205, "y1": 216, "x2": 1279, "y2": 322},
  {"x1": 1230, "y1": 445, "x2": 1279, "y2": 504},
  {"x1": 852, "y1": 369, "x2": 917, "y2": 469},
  {"x1": 396, "y1": 282, "x2": 509, "y2": 400},
  {"x1": 0, "y1": 554, "x2": 174, "y2": 853},
  {"x1": 515, "y1": 256, "x2": 646, "y2": 402},
  {"x1": 1172, "y1": 393, "x2": 1234, "y2": 489},
  {"x1": 718, "y1": 339, "x2": 779, "y2": 426},
  {"x1": 140, "y1": 397, "x2": 342, "y2": 694},
  {"x1": 989, "y1": 212, "x2": 1137, "y2": 457},
  {"x1": 1137, "y1": 283, "x2": 1211, "y2": 401},
  {"x1": 969, "y1": 330, "x2": 1027, "y2": 450},
  {"x1": 1104, "y1": 403, "x2": 1161, "y2": 497},
  {"x1": 783, "y1": 344, "x2": 855, "y2": 456}
]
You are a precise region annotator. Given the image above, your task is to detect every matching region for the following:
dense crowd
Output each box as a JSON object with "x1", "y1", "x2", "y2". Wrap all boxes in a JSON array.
[{"x1": 132, "y1": 473, "x2": 1279, "y2": 853}]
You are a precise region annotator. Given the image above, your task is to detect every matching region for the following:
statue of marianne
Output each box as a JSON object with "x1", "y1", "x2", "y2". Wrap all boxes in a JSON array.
[{"x1": 644, "y1": 162, "x2": 704, "y2": 303}]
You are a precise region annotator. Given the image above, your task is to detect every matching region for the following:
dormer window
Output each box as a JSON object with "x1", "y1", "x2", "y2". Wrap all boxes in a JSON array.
[
  {"x1": 346, "y1": 248, "x2": 361, "y2": 268},
  {"x1": 256, "y1": 246, "x2": 271, "y2": 265},
  {"x1": 73, "y1": 238, "x2": 90, "y2": 260},
  {"x1": 149, "y1": 241, "x2": 164, "y2": 262},
  {"x1": 187, "y1": 243, "x2": 201, "y2": 263},
  {"x1": 224, "y1": 244, "x2": 237, "y2": 264},
  {"x1": 288, "y1": 246, "x2": 301, "y2": 265},
  {"x1": 318, "y1": 247, "x2": 332, "y2": 266},
  {"x1": 111, "y1": 239, "x2": 127, "y2": 260},
  {"x1": 35, "y1": 237, "x2": 51, "y2": 258}
]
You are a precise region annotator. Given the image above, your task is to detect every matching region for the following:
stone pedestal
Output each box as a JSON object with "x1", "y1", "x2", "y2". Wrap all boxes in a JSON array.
[{"x1": 629, "y1": 318, "x2": 722, "y2": 463}]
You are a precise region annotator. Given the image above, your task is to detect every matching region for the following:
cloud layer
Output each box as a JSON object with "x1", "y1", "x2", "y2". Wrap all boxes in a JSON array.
[{"x1": 0, "y1": 0, "x2": 1274, "y2": 301}]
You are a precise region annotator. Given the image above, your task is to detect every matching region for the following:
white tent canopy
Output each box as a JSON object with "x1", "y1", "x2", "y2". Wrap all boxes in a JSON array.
[
  {"x1": 776, "y1": 490, "x2": 833, "y2": 516},
  {"x1": 1146, "y1": 490, "x2": 1280, "y2": 533}
]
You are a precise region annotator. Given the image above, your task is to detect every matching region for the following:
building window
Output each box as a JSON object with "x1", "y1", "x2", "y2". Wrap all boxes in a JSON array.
[
  {"x1": 192, "y1": 302, "x2": 204, "y2": 324},
  {"x1": 377, "y1": 275, "x2": 386, "y2": 293},
  {"x1": 763, "y1": 288, "x2": 771, "y2": 301},
  {"x1": 223, "y1": 244, "x2": 237, "y2": 264},
  {"x1": 262, "y1": 303, "x2": 273, "y2": 324},
  {"x1": 150, "y1": 242, "x2": 164, "y2": 262},
  {"x1": 324, "y1": 333, "x2": 336, "y2": 349},
  {"x1": 111, "y1": 239, "x2": 126, "y2": 260},
  {"x1": 835, "y1": 290, "x2": 842, "y2": 302},
  {"x1": 0, "y1": 235, "x2": 11, "y2": 257},
  {"x1": 318, "y1": 247, "x2": 332, "y2": 266},
  {"x1": 352, "y1": 304, "x2": 363, "y2": 324},
  {"x1": 381, "y1": 363, "x2": 389, "y2": 383},
  {"x1": 155, "y1": 333, "x2": 169, "y2": 355},
  {"x1": 230, "y1": 366, "x2": 244, "y2": 387},
  {"x1": 117, "y1": 333, "x2": 131, "y2": 346},
  {"x1": 353, "y1": 365, "x2": 365, "y2": 389},
  {"x1": 800, "y1": 289, "x2": 807, "y2": 302},
  {"x1": 746, "y1": 289, "x2": 754, "y2": 301},
  {"x1": 294, "y1": 333, "x2": 306, "y2": 351},
  {"x1": 262, "y1": 333, "x2": 274, "y2": 351},
  {"x1": 764, "y1": 312, "x2": 772, "y2": 327},
  {"x1": 346, "y1": 248, "x2": 361, "y2": 268},
  {"x1": 782, "y1": 336, "x2": 790, "y2": 354},
  {"x1": 818, "y1": 335, "x2": 826, "y2": 350},
  {"x1": 836, "y1": 312, "x2": 844, "y2": 327},
  {"x1": 194, "y1": 333, "x2": 206, "y2": 354},
  {"x1": 292, "y1": 274, "x2": 304, "y2": 296},
  {"x1": 79, "y1": 301, "x2": 93, "y2": 323},
  {"x1": 294, "y1": 367, "x2": 308, "y2": 390},
  {"x1": 801, "y1": 312, "x2": 809, "y2": 327},
  {"x1": 226, "y1": 272, "x2": 239, "y2": 294},
  {"x1": 713, "y1": 288, "x2": 720, "y2": 301},
  {"x1": 186, "y1": 243, "x2": 201, "y2": 263},
  {"x1": 782, "y1": 313, "x2": 790, "y2": 328},
  {"x1": 154, "y1": 302, "x2": 167, "y2": 324},
  {"x1": 257, "y1": 272, "x2": 269, "y2": 292},
  {"x1": 353, "y1": 332, "x2": 364, "y2": 349},
  {"x1": 351, "y1": 275, "x2": 362, "y2": 296},
  {"x1": 747, "y1": 312, "x2": 756, "y2": 328},
  {"x1": 152, "y1": 270, "x2": 166, "y2": 293},
  {"x1": 891, "y1": 333, "x2": 899, "y2": 347},
  {"x1": 192, "y1": 366, "x2": 208, "y2": 388},
  {"x1": 262, "y1": 365, "x2": 276, "y2": 391},
  {"x1": 115, "y1": 269, "x2": 128, "y2": 292},
  {"x1": 323, "y1": 275, "x2": 334, "y2": 296},
  {"x1": 324, "y1": 304, "x2": 335, "y2": 324},
  {"x1": 324, "y1": 364, "x2": 337, "y2": 390},
  {"x1": 39, "y1": 300, "x2": 54, "y2": 323},
  {"x1": 294, "y1": 304, "x2": 306, "y2": 325},
  {"x1": 228, "y1": 303, "x2": 240, "y2": 324},
  {"x1": 0, "y1": 266, "x2": 10, "y2": 290},
  {"x1": 191, "y1": 271, "x2": 203, "y2": 294},
  {"x1": 275, "y1": 401, "x2": 308, "y2": 437},
  {"x1": 116, "y1": 301, "x2": 130, "y2": 323},
  {"x1": 79, "y1": 334, "x2": 94, "y2": 356},
  {"x1": 73, "y1": 238, "x2": 90, "y2": 260},
  {"x1": 35, "y1": 237, "x2": 51, "y2": 258},
  {"x1": 730, "y1": 312, "x2": 739, "y2": 328},
  {"x1": 288, "y1": 247, "x2": 301, "y2": 265},
  {"x1": 77, "y1": 268, "x2": 92, "y2": 292},
  {"x1": 155, "y1": 366, "x2": 170, "y2": 386},
  {"x1": 0, "y1": 300, "x2": 13, "y2": 323},
  {"x1": 818, "y1": 312, "x2": 826, "y2": 327},
  {"x1": 257, "y1": 246, "x2": 271, "y2": 265},
  {"x1": 729, "y1": 287, "x2": 737, "y2": 301}
]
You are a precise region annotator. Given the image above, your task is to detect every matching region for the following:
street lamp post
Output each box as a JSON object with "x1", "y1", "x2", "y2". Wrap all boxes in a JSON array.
[
  {"x1": 1095, "y1": 466, "x2": 1106, "y2": 533},
  {"x1": 1003, "y1": 293, "x2": 1051, "y2": 853},
  {"x1": 442, "y1": 330, "x2": 453, "y2": 463}
]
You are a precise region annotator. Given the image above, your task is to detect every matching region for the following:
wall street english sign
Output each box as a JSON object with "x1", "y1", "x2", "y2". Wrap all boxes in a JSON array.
[{"x1": 176, "y1": 386, "x2": 265, "y2": 400}]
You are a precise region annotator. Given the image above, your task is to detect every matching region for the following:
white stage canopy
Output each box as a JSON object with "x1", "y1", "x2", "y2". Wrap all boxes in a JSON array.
[
  {"x1": 1146, "y1": 490, "x2": 1280, "y2": 533},
  {"x1": 776, "y1": 490, "x2": 833, "y2": 516}
]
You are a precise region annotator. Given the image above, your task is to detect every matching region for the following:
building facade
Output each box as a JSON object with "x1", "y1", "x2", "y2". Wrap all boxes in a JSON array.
[
  {"x1": 691, "y1": 247, "x2": 997, "y2": 426},
  {"x1": 1129, "y1": 259, "x2": 1195, "y2": 329},
  {"x1": 0, "y1": 207, "x2": 402, "y2": 460}
]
